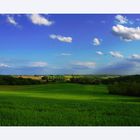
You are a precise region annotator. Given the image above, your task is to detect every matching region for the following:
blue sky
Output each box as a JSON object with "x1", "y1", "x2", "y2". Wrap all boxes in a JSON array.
[{"x1": 0, "y1": 14, "x2": 140, "y2": 75}]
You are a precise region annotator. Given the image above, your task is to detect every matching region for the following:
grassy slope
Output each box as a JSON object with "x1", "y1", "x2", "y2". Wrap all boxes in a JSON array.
[{"x1": 0, "y1": 83, "x2": 139, "y2": 126}]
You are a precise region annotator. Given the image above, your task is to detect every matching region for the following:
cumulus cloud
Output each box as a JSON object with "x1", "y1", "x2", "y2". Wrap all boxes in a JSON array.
[
  {"x1": 0, "y1": 63, "x2": 10, "y2": 67},
  {"x1": 30, "y1": 61, "x2": 48, "y2": 67},
  {"x1": 92, "y1": 38, "x2": 101, "y2": 46},
  {"x1": 72, "y1": 61, "x2": 96, "y2": 69},
  {"x1": 115, "y1": 15, "x2": 128, "y2": 24},
  {"x1": 109, "y1": 51, "x2": 124, "y2": 58},
  {"x1": 7, "y1": 15, "x2": 18, "y2": 26},
  {"x1": 50, "y1": 34, "x2": 72, "y2": 43},
  {"x1": 96, "y1": 51, "x2": 104, "y2": 55},
  {"x1": 131, "y1": 54, "x2": 140, "y2": 59},
  {"x1": 28, "y1": 14, "x2": 53, "y2": 26},
  {"x1": 112, "y1": 24, "x2": 140, "y2": 41},
  {"x1": 61, "y1": 53, "x2": 72, "y2": 56}
]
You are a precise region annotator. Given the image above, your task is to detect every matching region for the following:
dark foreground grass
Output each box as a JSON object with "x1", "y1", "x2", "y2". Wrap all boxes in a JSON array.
[{"x1": 0, "y1": 83, "x2": 139, "y2": 126}]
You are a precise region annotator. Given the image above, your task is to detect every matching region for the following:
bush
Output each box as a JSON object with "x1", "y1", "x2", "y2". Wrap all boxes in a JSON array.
[
  {"x1": 103, "y1": 75, "x2": 140, "y2": 85},
  {"x1": 108, "y1": 82, "x2": 140, "y2": 97},
  {"x1": 69, "y1": 77, "x2": 102, "y2": 85},
  {"x1": 41, "y1": 75, "x2": 65, "y2": 83}
]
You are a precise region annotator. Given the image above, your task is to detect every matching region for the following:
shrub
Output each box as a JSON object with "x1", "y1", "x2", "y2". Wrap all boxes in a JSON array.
[{"x1": 108, "y1": 82, "x2": 140, "y2": 97}]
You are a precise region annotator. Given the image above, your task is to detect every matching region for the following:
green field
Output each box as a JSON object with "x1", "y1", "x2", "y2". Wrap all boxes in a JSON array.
[{"x1": 0, "y1": 83, "x2": 139, "y2": 126}]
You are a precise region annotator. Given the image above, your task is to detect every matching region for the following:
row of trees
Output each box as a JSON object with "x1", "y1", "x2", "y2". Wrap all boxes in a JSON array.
[
  {"x1": 69, "y1": 75, "x2": 140, "y2": 85},
  {"x1": 67, "y1": 75, "x2": 140, "y2": 97},
  {"x1": 0, "y1": 75, "x2": 41, "y2": 85},
  {"x1": 69, "y1": 76, "x2": 102, "y2": 85},
  {"x1": 102, "y1": 75, "x2": 140, "y2": 84},
  {"x1": 41, "y1": 75, "x2": 108, "y2": 84},
  {"x1": 106, "y1": 75, "x2": 140, "y2": 97},
  {"x1": 42, "y1": 75, "x2": 65, "y2": 82},
  {"x1": 108, "y1": 82, "x2": 140, "y2": 97},
  {"x1": 0, "y1": 75, "x2": 139, "y2": 96}
]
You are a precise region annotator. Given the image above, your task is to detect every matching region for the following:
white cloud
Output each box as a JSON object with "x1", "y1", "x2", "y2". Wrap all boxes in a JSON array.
[
  {"x1": 28, "y1": 14, "x2": 53, "y2": 26},
  {"x1": 0, "y1": 63, "x2": 10, "y2": 67},
  {"x1": 96, "y1": 51, "x2": 104, "y2": 55},
  {"x1": 92, "y1": 38, "x2": 101, "y2": 46},
  {"x1": 129, "y1": 21, "x2": 134, "y2": 25},
  {"x1": 73, "y1": 61, "x2": 96, "y2": 68},
  {"x1": 115, "y1": 15, "x2": 128, "y2": 24},
  {"x1": 7, "y1": 15, "x2": 18, "y2": 26},
  {"x1": 136, "y1": 18, "x2": 140, "y2": 22},
  {"x1": 109, "y1": 51, "x2": 124, "y2": 58},
  {"x1": 61, "y1": 53, "x2": 72, "y2": 56},
  {"x1": 131, "y1": 54, "x2": 140, "y2": 59},
  {"x1": 50, "y1": 34, "x2": 72, "y2": 43},
  {"x1": 112, "y1": 24, "x2": 140, "y2": 41},
  {"x1": 31, "y1": 61, "x2": 48, "y2": 67}
]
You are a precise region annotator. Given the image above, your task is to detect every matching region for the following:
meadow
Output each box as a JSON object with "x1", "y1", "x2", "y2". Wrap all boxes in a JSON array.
[{"x1": 0, "y1": 83, "x2": 139, "y2": 126}]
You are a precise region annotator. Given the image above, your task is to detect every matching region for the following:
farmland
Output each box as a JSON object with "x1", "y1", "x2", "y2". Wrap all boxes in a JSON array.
[{"x1": 0, "y1": 83, "x2": 139, "y2": 126}]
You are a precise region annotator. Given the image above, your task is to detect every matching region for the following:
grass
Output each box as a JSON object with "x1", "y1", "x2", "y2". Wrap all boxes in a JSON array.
[{"x1": 0, "y1": 83, "x2": 139, "y2": 126}]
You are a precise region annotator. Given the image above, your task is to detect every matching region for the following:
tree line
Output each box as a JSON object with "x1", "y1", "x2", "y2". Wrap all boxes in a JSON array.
[
  {"x1": 0, "y1": 75, "x2": 139, "y2": 96},
  {"x1": 0, "y1": 75, "x2": 41, "y2": 85},
  {"x1": 68, "y1": 75, "x2": 140, "y2": 96}
]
